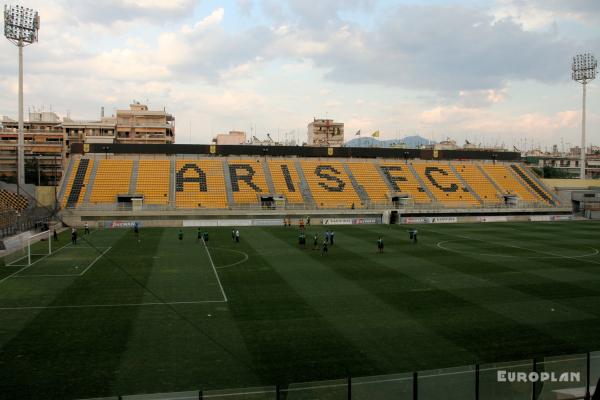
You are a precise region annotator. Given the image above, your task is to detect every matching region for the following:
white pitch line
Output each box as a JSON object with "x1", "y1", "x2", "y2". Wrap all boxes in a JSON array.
[
  {"x1": 202, "y1": 238, "x2": 228, "y2": 302},
  {"x1": 5, "y1": 254, "x2": 29, "y2": 266},
  {"x1": 436, "y1": 240, "x2": 600, "y2": 259},
  {"x1": 12, "y1": 274, "x2": 80, "y2": 278},
  {"x1": 0, "y1": 241, "x2": 73, "y2": 285},
  {"x1": 0, "y1": 299, "x2": 227, "y2": 311},
  {"x1": 78, "y1": 246, "x2": 112, "y2": 276},
  {"x1": 426, "y1": 228, "x2": 600, "y2": 266},
  {"x1": 5, "y1": 253, "x2": 51, "y2": 267},
  {"x1": 11, "y1": 247, "x2": 112, "y2": 279},
  {"x1": 208, "y1": 247, "x2": 249, "y2": 269}
]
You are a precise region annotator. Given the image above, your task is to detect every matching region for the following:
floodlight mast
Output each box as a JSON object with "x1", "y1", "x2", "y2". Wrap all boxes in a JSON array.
[
  {"x1": 572, "y1": 53, "x2": 597, "y2": 180},
  {"x1": 3, "y1": 4, "x2": 40, "y2": 190}
]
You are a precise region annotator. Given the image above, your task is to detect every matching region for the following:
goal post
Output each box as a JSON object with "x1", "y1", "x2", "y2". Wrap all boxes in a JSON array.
[{"x1": 3, "y1": 230, "x2": 52, "y2": 267}]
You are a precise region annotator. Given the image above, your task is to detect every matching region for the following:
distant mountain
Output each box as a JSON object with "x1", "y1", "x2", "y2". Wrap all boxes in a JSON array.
[{"x1": 344, "y1": 135, "x2": 434, "y2": 148}]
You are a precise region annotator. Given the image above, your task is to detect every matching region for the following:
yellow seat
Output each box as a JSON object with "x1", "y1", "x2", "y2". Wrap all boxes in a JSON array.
[
  {"x1": 89, "y1": 160, "x2": 133, "y2": 203},
  {"x1": 411, "y1": 162, "x2": 480, "y2": 206},
  {"x1": 268, "y1": 160, "x2": 304, "y2": 204},
  {"x1": 300, "y1": 160, "x2": 361, "y2": 208},
  {"x1": 175, "y1": 160, "x2": 228, "y2": 208}
]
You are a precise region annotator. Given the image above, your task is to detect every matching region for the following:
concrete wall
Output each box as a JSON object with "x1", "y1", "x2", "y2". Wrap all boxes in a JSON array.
[
  {"x1": 543, "y1": 178, "x2": 600, "y2": 188},
  {"x1": 35, "y1": 186, "x2": 57, "y2": 208},
  {"x1": 58, "y1": 206, "x2": 574, "y2": 228},
  {"x1": 585, "y1": 210, "x2": 600, "y2": 219}
]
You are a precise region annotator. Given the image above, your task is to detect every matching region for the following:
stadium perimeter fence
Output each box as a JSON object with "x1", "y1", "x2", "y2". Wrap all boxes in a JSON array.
[
  {"x1": 83, "y1": 351, "x2": 599, "y2": 400},
  {"x1": 0, "y1": 214, "x2": 50, "y2": 239}
]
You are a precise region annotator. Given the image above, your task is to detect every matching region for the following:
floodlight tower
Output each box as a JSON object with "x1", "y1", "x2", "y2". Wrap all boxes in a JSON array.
[
  {"x1": 572, "y1": 53, "x2": 597, "y2": 180},
  {"x1": 3, "y1": 4, "x2": 40, "y2": 189}
]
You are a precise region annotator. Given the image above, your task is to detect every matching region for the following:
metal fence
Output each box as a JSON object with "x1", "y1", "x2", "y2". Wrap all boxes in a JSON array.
[
  {"x1": 0, "y1": 213, "x2": 50, "y2": 239},
  {"x1": 87, "y1": 351, "x2": 599, "y2": 400}
]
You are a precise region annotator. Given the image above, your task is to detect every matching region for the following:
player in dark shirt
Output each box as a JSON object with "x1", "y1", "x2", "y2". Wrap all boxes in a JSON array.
[
  {"x1": 410, "y1": 229, "x2": 418, "y2": 244},
  {"x1": 377, "y1": 237, "x2": 384, "y2": 253}
]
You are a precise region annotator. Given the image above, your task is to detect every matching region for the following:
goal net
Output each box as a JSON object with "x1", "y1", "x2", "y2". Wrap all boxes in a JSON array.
[{"x1": 3, "y1": 230, "x2": 53, "y2": 267}]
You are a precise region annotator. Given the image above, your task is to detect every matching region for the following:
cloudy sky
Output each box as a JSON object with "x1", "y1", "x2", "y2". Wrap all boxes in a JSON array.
[{"x1": 1, "y1": 0, "x2": 600, "y2": 149}]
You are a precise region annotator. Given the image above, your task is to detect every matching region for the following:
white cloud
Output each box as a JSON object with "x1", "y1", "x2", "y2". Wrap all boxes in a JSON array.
[
  {"x1": 492, "y1": 0, "x2": 600, "y2": 29},
  {"x1": 237, "y1": 0, "x2": 254, "y2": 16},
  {"x1": 1, "y1": 0, "x2": 598, "y2": 148},
  {"x1": 418, "y1": 105, "x2": 587, "y2": 145},
  {"x1": 183, "y1": 8, "x2": 225, "y2": 33},
  {"x1": 62, "y1": 0, "x2": 198, "y2": 25},
  {"x1": 456, "y1": 89, "x2": 508, "y2": 108}
]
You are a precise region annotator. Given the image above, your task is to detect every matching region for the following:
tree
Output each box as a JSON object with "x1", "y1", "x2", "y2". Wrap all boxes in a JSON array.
[{"x1": 532, "y1": 166, "x2": 574, "y2": 179}]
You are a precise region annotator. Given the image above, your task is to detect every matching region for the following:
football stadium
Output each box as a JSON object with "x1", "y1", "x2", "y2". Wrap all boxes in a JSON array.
[
  {"x1": 1, "y1": 142, "x2": 600, "y2": 399},
  {"x1": 2, "y1": 1, "x2": 600, "y2": 400}
]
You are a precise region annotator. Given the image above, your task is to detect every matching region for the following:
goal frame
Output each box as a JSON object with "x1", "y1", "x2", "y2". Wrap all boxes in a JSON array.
[{"x1": 4, "y1": 230, "x2": 52, "y2": 267}]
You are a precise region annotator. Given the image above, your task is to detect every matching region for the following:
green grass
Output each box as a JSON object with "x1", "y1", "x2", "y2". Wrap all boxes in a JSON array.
[{"x1": 1, "y1": 221, "x2": 600, "y2": 399}]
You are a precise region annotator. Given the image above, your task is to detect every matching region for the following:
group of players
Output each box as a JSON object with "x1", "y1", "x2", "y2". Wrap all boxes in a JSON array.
[
  {"x1": 72, "y1": 220, "x2": 419, "y2": 253},
  {"x1": 176, "y1": 228, "x2": 212, "y2": 242},
  {"x1": 293, "y1": 218, "x2": 419, "y2": 255}
]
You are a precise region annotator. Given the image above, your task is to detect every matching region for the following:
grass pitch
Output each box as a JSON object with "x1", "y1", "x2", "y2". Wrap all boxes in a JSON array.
[{"x1": 1, "y1": 221, "x2": 600, "y2": 399}]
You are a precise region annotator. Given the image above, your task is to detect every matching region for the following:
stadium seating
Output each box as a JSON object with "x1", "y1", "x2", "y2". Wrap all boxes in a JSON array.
[
  {"x1": 268, "y1": 160, "x2": 305, "y2": 204},
  {"x1": 228, "y1": 159, "x2": 270, "y2": 204},
  {"x1": 481, "y1": 164, "x2": 538, "y2": 203},
  {"x1": 454, "y1": 164, "x2": 503, "y2": 205},
  {"x1": 377, "y1": 162, "x2": 431, "y2": 204},
  {"x1": 63, "y1": 159, "x2": 93, "y2": 208},
  {"x1": 0, "y1": 208, "x2": 17, "y2": 230},
  {"x1": 299, "y1": 160, "x2": 361, "y2": 208},
  {"x1": 0, "y1": 189, "x2": 29, "y2": 211},
  {"x1": 175, "y1": 160, "x2": 228, "y2": 209},
  {"x1": 347, "y1": 162, "x2": 389, "y2": 204},
  {"x1": 59, "y1": 157, "x2": 560, "y2": 210},
  {"x1": 136, "y1": 160, "x2": 170, "y2": 205},
  {"x1": 89, "y1": 160, "x2": 133, "y2": 203},
  {"x1": 412, "y1": 162, "x2": 480, "y2": 206},
  {"x1": 510, "y1": 164, "x2": 557, "y2": 206}
]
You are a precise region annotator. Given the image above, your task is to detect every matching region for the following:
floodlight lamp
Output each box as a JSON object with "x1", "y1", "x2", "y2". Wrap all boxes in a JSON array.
[
  {"x1": 572, "y1": 53, "x2": 597, "y2": 83},
  {"x1": 3, "y1": 4, "x2": 40, "y2": 45}
]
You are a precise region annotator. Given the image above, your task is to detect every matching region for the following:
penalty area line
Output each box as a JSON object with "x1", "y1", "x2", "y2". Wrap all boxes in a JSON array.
[
  {"x1": 78, "y1": 246, "x2": 112, "y2": 276},
  {"x1": 0, "y1": 241, "x2": 73, "y2": 286},
  {"x1": 12, "y1": 246, "x2": 113, "y2": 278}
]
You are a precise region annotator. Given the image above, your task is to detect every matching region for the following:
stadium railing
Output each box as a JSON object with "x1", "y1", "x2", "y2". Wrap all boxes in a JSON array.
[
  {"x1": 62, "y1": 200, "x2": 559, "y2": 212},
  {"x1": 81, "y1": 350, "x2": 599, "y2": 399}
]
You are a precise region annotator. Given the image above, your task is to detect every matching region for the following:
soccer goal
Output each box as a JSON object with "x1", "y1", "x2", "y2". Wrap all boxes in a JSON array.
[{"x1": 4, "y1": 230, "x2": 53, "y2": 267}]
